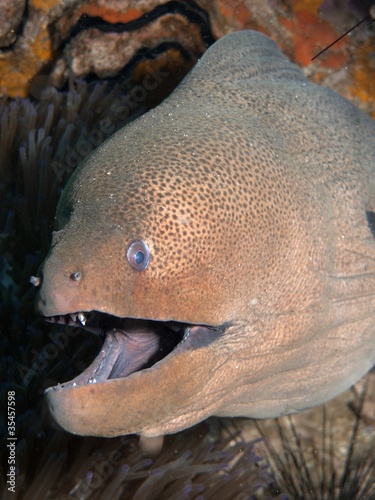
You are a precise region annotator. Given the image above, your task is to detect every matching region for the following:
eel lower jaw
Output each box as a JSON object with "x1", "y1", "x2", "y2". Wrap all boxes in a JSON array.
[{"x1": 44, "y1": 312, "x2": 211, "y2": 393}]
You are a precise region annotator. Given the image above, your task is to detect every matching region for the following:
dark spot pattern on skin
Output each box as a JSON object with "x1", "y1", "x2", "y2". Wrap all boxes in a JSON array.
[{"x1": 366, "y1": 211, "x2": 375, "y2": 238}]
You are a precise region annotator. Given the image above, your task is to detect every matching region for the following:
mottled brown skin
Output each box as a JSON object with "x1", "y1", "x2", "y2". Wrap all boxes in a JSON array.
[{"x1": 36, "y1": 31, "x2": 375, "y2": 437}]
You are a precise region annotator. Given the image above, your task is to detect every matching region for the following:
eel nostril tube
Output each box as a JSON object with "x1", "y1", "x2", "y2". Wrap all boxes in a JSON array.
[{"x1": 30, "y1": 276, "x2": 41, "y2": 287}]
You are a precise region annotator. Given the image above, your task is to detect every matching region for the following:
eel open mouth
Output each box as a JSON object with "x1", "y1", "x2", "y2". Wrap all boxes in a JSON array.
[{"x1": 44, "y1": 312, "x2": 216, "y2": 391}]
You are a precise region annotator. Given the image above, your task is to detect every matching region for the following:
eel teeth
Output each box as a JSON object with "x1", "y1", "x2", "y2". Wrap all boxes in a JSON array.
[
  {"x1": 78, "y1": 312, "x2": 87, "y2": 326},
  {"x1": 69, "y1": 313, "x2": 77, "y2": 323}
]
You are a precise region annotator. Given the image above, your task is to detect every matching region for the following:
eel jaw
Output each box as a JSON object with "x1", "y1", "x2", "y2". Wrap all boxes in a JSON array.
[
  {"x1": 44, "y1": 313, "x2": 189, "y2": 389},
  {"x1": 44, "y1": 312, "x2": 229, "y2": 437}
]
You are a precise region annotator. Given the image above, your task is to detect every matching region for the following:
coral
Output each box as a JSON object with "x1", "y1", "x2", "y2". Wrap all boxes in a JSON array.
[{"x1": 0, "y1": 1, "x2": 374, "y2": 114}]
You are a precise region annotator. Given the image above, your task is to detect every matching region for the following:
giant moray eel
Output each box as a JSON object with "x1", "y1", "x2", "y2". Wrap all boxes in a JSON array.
[{"x1": 34, "y1": 30, "x2": 375, "y2": 438}]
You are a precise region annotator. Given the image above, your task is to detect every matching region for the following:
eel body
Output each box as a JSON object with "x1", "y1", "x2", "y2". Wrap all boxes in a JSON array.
[{"x1": 35, "y1": 30, "x2": 375, "y2": 437}]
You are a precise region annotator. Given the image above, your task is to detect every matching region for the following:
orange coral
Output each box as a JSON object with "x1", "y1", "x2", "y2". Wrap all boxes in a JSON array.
[
  {"x1": 216, "y1": 0, "x2": 252, "y2": 28},
  {"x1": 0, "y1": 26, "x2": 53, "y2": 98},
  {"x1": 281, "y1": 10, "x2": 348, "y2": 68},
  {"x1": 294, "y1": 0, "x2": 322, "y2": 14},
  {"x1": 33, "y1": 0, "x2": 61, "y2": 13},
  {"x1": 76, "y1": 4, "x2": 144, "y2": 24}
]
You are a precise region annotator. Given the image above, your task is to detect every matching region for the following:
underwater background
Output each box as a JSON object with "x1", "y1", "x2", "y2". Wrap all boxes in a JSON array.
[{"x1": 1, "y1": 1, "x2": 374, "y2": 498}]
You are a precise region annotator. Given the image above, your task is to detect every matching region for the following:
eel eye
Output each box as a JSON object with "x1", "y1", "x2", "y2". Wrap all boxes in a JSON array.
[{"x1": 127, "y1": 240, "x2": 150, "y2": 271}]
